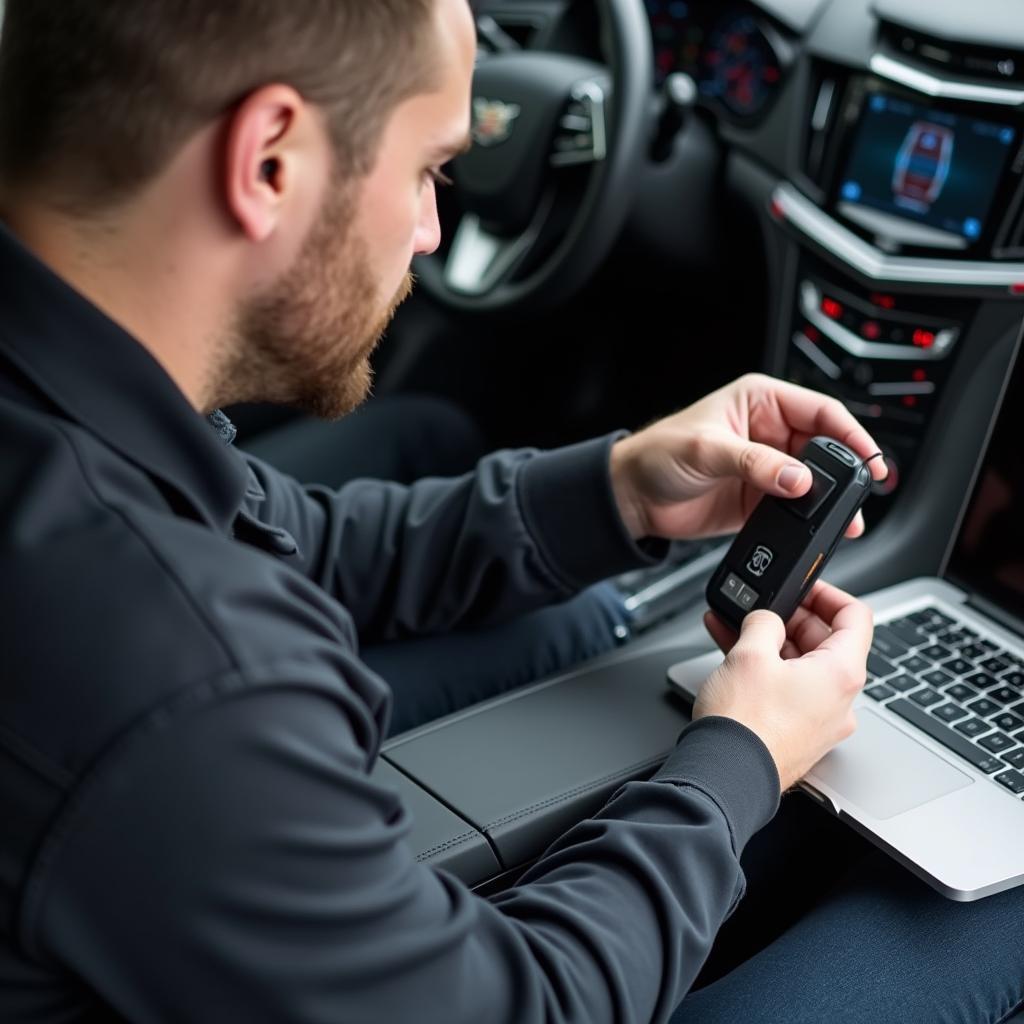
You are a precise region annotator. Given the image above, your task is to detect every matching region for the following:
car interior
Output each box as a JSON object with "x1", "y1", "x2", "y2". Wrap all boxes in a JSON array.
[
  {"x1": 9, "y1": 0, "x2": 1024, "y2": 1011},
  {"x1": 236, "y1": 0, "x2": 1024, "y2": 903}
]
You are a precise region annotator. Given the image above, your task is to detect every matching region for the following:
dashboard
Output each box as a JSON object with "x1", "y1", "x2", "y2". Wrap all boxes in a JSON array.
[
  {"x1": 644, "y1": 1, "x2": 788, "y2": 119},
  {"x1": 472, "y1": 0, "x2": 1024, "y2": 529}
]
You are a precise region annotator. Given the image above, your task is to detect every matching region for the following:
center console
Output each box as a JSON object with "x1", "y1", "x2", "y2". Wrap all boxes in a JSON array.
[{"x1": 767, "y1": 46, "x2": 1024, "y2": 521}]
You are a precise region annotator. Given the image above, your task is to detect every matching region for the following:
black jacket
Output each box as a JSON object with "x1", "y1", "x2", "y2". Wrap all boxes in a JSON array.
[{"x1": 0, "y1": 226, "x2": 780, "y2": 1023}]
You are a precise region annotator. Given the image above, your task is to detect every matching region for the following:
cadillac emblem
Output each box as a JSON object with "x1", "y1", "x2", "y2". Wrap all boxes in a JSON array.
[{"x1": 472, "y1": 98, "x2": 521, "y2": 148}]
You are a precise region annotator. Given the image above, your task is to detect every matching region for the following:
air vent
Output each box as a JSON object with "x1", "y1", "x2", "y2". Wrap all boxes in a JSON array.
[
  {"x1": 802, "y1": 66, "x2": 845, "y2": 190},
  {"x1": 879, "y1": 21, "x2": 1024, "y2": 87}
]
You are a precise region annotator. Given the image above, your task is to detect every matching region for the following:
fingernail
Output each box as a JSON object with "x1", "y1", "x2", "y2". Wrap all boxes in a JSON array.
[{"x1": 778, "y1": 465, "x2": 807, "y2": 492}]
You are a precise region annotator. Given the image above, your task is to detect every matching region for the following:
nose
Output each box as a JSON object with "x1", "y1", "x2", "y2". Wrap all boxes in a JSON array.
[{"x1": 413, "y1": 181, "x2": 442, "y2": 257}]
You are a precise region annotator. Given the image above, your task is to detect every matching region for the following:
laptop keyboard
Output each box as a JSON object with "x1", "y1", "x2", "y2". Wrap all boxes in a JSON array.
[{"x1": 864, "y1": 606, "x2": 1024, "y2": 799}]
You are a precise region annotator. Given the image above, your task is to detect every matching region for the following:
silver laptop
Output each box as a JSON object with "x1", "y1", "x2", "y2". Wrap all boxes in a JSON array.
[{"x1": 667, "y1": 350, "x2": 1024, "y2": 901}]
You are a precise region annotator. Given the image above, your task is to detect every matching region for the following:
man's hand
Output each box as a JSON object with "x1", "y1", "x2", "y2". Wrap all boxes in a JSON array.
[
  {"x1": 610, "y1": 374, "x2": 888, "y2": 541},
  {"x1": 694, "y1": 581, "x2": 873, "y2": 791}
]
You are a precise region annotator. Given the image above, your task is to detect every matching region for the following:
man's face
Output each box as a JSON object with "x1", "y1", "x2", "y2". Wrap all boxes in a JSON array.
[{"x1": 230, "y1": 0, "x2": 476, "y2": 420}]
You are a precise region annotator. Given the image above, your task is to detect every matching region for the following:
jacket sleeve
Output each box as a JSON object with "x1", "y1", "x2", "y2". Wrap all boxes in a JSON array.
[
  {"x1": 28, "y1": 677, "x2": 780, "y2": 1024},
  {"x1": 243, "y1": 434, "x2": 667, "y2": 641}
]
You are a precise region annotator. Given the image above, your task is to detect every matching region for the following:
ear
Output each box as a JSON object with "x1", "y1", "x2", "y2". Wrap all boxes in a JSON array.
[{"x1": 223, "y1": 84, "x2": 313, "y2": 243}]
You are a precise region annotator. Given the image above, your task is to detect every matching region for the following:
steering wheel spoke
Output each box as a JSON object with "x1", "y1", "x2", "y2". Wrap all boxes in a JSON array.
[
  {"x1": 550, "y1": 81, "x2": 609, "y2": 167},
  {"x1": 443, "y1": 195, "x2": 555, "y2": 296}
]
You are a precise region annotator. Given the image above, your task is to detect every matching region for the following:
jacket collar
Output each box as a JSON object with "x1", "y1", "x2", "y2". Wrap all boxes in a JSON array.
[{"x1": 0, "y1": 222, "x2": 250, "y2": 533}]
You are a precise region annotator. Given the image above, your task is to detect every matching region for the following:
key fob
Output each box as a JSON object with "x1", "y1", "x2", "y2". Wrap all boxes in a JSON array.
[{"x1": 706, "y1": 437, "x2": 872, "y2": 632}]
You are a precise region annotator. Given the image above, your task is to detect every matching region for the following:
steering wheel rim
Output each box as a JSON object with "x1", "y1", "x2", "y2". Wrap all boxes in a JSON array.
[{"x1": 415, "y1": 0, "x2": 653, "y2": 314}]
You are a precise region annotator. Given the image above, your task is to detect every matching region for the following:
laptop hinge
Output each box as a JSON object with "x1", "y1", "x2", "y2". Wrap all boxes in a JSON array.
[{"x1": 965, "y1": 592, "x2": 1024, "y2": 641}]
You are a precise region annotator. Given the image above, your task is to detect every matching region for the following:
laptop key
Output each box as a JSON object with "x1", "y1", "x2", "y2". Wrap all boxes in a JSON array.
[
  {"x1": 872, "y1": 626, "x2": 911, "y2": 659},
  {"x1": 932, "y1": 703, "x2": 969, "y2": 724},
  {"x1": 943, "y1": 657, "x2": 974, "y2": 676},
  {"x1": 922, "y1": 669, "x2": 954, "y2": 688},
  {"x1": 936, "y1": 628, "x2": 971, "y2": 646},
  {"x1": 1004, "y1": 749, "x2": 1024, "y2": 770},
  {"x1": 926, "y1": 610, "x2": 956, "y2": 629},
  {"x1": 961, "y1": 643, "x2": 993, "y2": 661},
  {"x1": 919, "y1": 643, "x2": 952, "y2": 663},
  {"x1": 979, "y1": 732, "x2": 1017, "y2": 754},
  {"x1": 864, "y1": 684, "x2": 896, "y2": 702},
  {"x1": 989, "y1": 686, "x2": 1021, "y2": 705},
  {"x1": 888, "y1": 700, "x2": 1003, "y2": 773},
  {"x1": 1003, "y1": 671, "x2": 1024, "y2": 689},
  {"x1": 966, "y1": 697, "x2": 1001, "y2": 717},
  {"x1": 909, "y1": 687, "x2": 943, "y2": 708},
  {"x1": 867, "y1": 652, "x2": 895, "y2": 678},
  {"x1": 964, "y1": 672, "x2": 998, "y2": 691},
  {"x1": 954, "y1": 717, "x2": 992, "y2": 739},
  {"x1": 981, "y1": 656, "x2": 1013, "y2": 675},
  {"x1": 897, "y1": 655, "x2": 931, "y2": 675},
  {"x1": 993, "y1": 712, "x2": 1024, "y2": 733},
  {"x1": 887, "y1": 674, "x2": 920, "y2": 693},
  {"x1": 994, "y1": 770, "x2": 1024, "y2": 795},
  {"x1": 945, "y1": 682, "x2": 979, "y2": 703},
  {"x1": 888, "y1": 620, "x2": 927, "y2": 647}
]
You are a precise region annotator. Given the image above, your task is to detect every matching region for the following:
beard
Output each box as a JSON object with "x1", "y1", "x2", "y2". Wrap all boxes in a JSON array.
[{"x1": 217, "y1": 181, "x2": 414, "y2": 421}]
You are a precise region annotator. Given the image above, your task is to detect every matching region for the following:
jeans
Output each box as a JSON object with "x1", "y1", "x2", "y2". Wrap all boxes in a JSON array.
[{"x1": 366, "y1": 580, "x2": 631, "y2": 736}]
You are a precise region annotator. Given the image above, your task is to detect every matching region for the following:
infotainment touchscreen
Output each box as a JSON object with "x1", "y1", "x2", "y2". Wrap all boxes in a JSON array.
[{"x1": 838, "y1": 92, "x2": 1017, "y2": 250}]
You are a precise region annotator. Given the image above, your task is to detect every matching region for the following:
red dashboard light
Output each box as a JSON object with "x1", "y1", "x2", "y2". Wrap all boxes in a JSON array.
[
  {"x1": 1011, "y1": 282, "x2": 1024, "y2": 296},
  {"x1": 822, "y1": 298, "x2": 843, "y2": 320},
  {"x1": 912, "y1": 329, "x2": 936, "y2": 349},
  {"x1": 804, "y1": 325, "x2": 821, "y2": 343},
  {"x1": 912, "y1": 369, "x2": 928, "y2": 382},
  {"x1": 862, "y1": 320, "x2": 882, "y2": 340},
  {"x1": 902, "y1": 395, "x2": 919, "y2": 408},
  {"x1": 870, "y1": 293, "x2": 897, "y2": 310}
]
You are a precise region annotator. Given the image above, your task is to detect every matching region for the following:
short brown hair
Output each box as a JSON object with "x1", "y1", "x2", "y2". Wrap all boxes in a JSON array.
[{"x1": 0, "y1": 0, "x2": 438, "y2": 213}]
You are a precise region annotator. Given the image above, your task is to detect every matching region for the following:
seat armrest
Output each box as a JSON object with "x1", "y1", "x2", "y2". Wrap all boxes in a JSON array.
[{"x1": 383, "y1": 643, "x2": 702, "y2": 885}]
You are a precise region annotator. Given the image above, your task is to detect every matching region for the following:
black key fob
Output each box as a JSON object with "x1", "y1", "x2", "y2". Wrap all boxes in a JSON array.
[{"x1": 705, "y1": 437, "x2": 873, "y2": 632}]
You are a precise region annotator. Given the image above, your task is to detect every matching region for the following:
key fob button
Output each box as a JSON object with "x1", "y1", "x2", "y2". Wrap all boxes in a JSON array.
[{"x1": 786, "y1": 463, "x2": 837, "y2": 520}]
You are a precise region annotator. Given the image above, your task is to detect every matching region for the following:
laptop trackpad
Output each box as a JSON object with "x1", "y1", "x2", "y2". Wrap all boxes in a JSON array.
[{"x1": 808, "y1": 708, "x2": 973, "y2": 821}]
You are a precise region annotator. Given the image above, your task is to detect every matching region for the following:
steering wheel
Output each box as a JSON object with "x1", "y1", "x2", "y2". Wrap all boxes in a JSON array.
[{"x1": 415, "y1": 0, "x2": 653, "y2": 314}]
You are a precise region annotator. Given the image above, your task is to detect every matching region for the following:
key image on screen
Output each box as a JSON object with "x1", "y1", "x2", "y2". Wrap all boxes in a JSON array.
[{"x1": 838, "y1": 93, "x2": 1017, "y2": 250}]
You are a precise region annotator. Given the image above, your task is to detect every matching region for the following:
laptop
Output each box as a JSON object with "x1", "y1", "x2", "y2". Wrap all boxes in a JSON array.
[{"x1": 667, "y1": 343, "x2": 1024, "y2": 901}]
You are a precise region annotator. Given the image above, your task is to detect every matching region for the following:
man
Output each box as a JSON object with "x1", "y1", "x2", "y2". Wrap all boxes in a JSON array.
[{"x1": 0, "y1": 2, "x2": 1019, "y2": 1022}]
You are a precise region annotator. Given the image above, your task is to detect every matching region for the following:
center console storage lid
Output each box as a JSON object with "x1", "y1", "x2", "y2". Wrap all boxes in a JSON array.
[
  {"x1": 383, "y1": 645, "x2": 699, "y2": 872},
  {"x1": 369, "y1": 759, "x2": 501, "y2": 882}
]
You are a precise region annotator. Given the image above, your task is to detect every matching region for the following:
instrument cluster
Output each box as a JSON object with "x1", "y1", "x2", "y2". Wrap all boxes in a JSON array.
[{"x1": 645, "y1": 1, "x2": 787, "y2": 121}]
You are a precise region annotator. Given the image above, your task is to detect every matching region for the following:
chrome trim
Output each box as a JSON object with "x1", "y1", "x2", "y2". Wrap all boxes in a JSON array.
[
  {"x1": 793, "y1": 332, "x2": 841, "y2": 379},
  {"x1": 799, "y1": 280, "x2": 957, "y2": 361},
  {"x1": 444, "y1": 200, "x2": 549, "y2": 295},
  {"x1": 622, "y1": 544, "x2": 728, "y2": 615},
  {"x1": 867, "y1": 381, "x2": 937, "y2": 397},
  {"x1": 838, "y1": 202, "x2": 968, "y2": 251},
  {"x1": 773, "y1": 183, "x2": 1024, "y2": 290},
  {"x1": 869, "y1": 54, "x2": 1024, "y2": 107},
  {"x1": 550, "y1": 81, "x2": 608, "y2": 167},
  {"x1": 811, "y1": 78, "x2": 837, "y2": 133}
]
